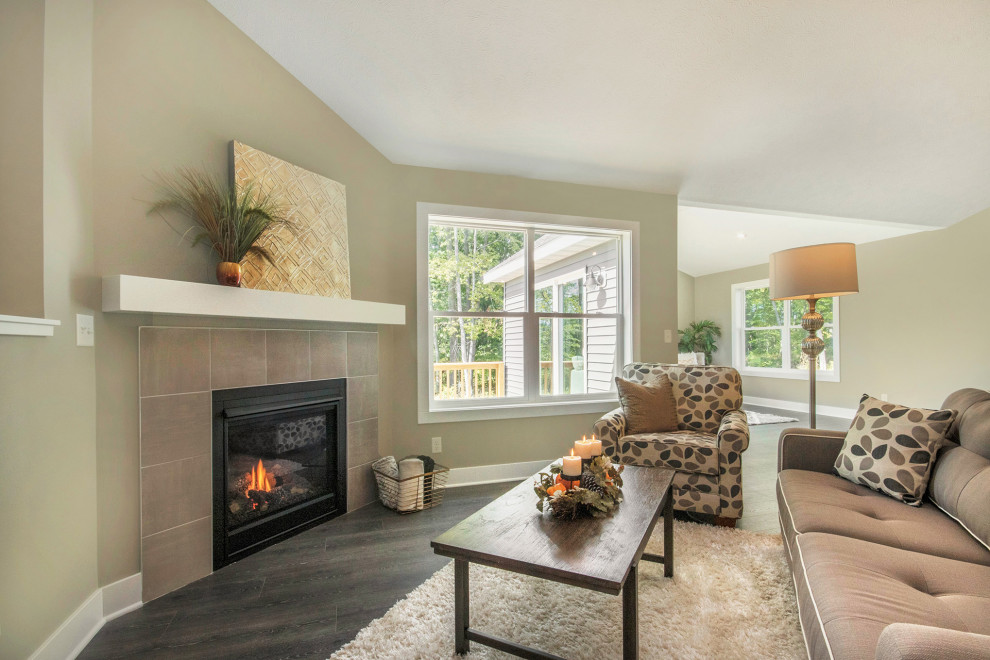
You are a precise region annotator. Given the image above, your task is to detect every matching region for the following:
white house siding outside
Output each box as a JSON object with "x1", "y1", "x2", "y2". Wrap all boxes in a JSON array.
[{"x1": 500, "y1": 239, "x2": 619, "y2": 398}]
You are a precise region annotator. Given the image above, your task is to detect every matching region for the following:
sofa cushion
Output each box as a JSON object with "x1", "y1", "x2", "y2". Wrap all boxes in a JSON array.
[
  {"x1": 778, "y1": 469, "x2": 990, "y2": 566},
  {"x1": 833, "y1": 394, "x2": 955, "y2": 506},
  {"x1": 620, "y1": 363, "x2": 743, "y2": 434},
  {"x1": 614, "y1": 375, "x2": 678, "y2": 434},
  {"x1": 616, "y1": 431, "x2": 719, "y2": 475},
  {"x1": 930, "y1": 388, "x2": 990, "y2": 551},
  {"x1": 793, "y1": 533, "x2": 990, "y2": 660}
]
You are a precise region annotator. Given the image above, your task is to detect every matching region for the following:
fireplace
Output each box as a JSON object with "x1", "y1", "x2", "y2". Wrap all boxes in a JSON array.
[{"x1": 212, "y1": 379, "x2": 347, "y2": 568}]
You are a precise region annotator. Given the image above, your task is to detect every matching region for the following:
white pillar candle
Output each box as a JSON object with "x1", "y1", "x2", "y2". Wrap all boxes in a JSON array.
[
  {"x1": 589, "y1": 436, "x2": 602, "y2": 457},
  {"x1": 574, "y1": 439, "x2": 594, "y2": 460},
  {"x1": 562, "y1": 450, "x2": 582, "y2": 478}
]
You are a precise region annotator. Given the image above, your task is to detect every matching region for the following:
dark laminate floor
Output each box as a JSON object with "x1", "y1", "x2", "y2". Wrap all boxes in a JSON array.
[
  {"x1": 80, "y1": 407, "x2": 849, "y2": 659},
  {"x1": 736, "y1": 406, "x2": 849, "y2": 533},
  {"x1": 79, "y1": 483, "x2": 514, "y2": 660}
]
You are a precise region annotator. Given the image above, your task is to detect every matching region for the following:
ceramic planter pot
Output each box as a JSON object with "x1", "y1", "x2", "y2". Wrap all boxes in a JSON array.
[{"x1": 216, "y1": 261, "x2": 242, "y2": 287}]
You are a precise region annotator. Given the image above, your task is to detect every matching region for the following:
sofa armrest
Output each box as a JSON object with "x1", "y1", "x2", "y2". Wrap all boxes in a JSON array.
[
  {"x1": 595, "y1": 407, "x2": 626, "y2": 459},
  {"x1": 717, "y1": 409, "x2": 750, "y2": 453},
  {"x1": 876, "y1": 623, "x2": 990, "y2": 660},
  {"x1": 777, "y1": 427, "x2": 847, "y2": 474}
]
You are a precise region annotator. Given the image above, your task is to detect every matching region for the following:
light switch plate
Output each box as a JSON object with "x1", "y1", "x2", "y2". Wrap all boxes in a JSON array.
[
  {"x1": 431, "y1": 436, "x2": 442, "y2": 453},
  {"x1": 76, "y1": 314, "x2": 94, "y2": 346}
]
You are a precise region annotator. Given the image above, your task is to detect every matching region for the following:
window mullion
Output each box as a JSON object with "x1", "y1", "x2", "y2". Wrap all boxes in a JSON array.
[{"x1": 523, "y1": 228, "x2": 540, "y2": 403}]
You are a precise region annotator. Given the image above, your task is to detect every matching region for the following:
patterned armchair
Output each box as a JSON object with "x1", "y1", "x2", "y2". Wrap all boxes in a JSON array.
[{"x1": 594, "y1": 363, "x2": 749, "y2": 525}]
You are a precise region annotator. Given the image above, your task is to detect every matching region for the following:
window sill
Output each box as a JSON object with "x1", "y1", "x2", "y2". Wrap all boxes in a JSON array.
[
  {"x1": 419, "y1": 398, "x2": 617, "y2": 424},
  {"x1": 739, "y1": 367, "x2": 839, "y2": 383}
]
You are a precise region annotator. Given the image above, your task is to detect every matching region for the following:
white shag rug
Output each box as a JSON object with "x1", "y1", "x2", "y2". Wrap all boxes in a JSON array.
[
  {"x1": 331, "y1": 520, "x2": 804, "y2": 659},
  {"x1": 744, "y1": 410, "x2": 799, "y2": 426}
]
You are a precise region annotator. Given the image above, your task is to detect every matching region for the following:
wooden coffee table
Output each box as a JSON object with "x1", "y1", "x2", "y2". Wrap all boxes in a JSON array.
[{"x1": 431, "y1": 465, "x2": 675, "y2": 660}]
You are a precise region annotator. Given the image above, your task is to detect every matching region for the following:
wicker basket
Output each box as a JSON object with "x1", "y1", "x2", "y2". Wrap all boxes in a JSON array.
[{"x1": 373, "y1": 462, "x2": 450, "y2": 514}]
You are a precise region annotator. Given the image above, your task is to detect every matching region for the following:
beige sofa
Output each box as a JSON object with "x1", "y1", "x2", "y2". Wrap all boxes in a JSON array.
[{"x1": 777, "y1": 388, "x2": 990, "y2": 660}]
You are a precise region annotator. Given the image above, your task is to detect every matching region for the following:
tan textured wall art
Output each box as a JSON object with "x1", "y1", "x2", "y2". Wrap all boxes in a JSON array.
[{"x1": 231, "y1": 140, "x2": 351, "y2": 298}]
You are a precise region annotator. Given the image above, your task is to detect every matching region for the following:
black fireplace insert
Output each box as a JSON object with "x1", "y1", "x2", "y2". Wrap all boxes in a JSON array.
[{"x1": 212, "y1": 379, "x2": 347, "y2": 568}]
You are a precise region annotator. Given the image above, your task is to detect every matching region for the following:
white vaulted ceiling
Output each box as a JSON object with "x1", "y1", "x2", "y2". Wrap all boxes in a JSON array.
[
  {"x1": 677, "y1": 205, "x2": 929, "y2": 277},
  {"x1": 209, "y1": 0, "x2": 990, "y2": 228}
]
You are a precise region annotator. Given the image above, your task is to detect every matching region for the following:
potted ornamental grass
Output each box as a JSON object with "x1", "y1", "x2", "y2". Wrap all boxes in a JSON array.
[{"x1": 148, "y1": 167, "x2": 290, "y2": 286}]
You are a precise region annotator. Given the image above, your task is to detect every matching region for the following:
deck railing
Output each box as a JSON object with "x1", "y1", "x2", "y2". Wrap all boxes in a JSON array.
[
  {"x1": 433, "y1": 360, "x2": 575, "y2": 398},
  {"x1": 540, "y1": 360, "x2": 574, "y2": 395},
  {"x1": 433, "y1": 362, "x2": 504, "y2": 399}
]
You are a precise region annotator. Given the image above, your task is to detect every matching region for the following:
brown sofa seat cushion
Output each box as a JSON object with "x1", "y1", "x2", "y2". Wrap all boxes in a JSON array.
[
  {"x1": 779, "y1": 469, "x2": 990, "y2": 566},
  {"x1": 617, "y1": 431, "x2": 719, "y2": 474},
  {"x1": 795, "y1": 532, "x2": 990, "y2": 660}
]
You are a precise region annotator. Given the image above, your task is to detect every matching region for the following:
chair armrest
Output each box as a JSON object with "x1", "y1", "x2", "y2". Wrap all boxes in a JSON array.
[
  {"x1": 876, "y1": 623, "x2": 990, "y2": 660},
  {"x1": 595, "y1": 407, "x2": 626, "y2": 459},
  {"x1": 717, "y1": 409, "x2": 750, "y2": 453},
  {"x1": 777, "y1": 427, "x2": 847, "y2": 474}
]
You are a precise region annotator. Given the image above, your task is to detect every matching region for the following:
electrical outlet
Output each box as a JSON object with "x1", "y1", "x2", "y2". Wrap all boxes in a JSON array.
[
  {"x1": 664, "y1": 329, "x2": 672, "y2": 343},
  {"x1": 880, "y1": 393, "x2": 888, "y2": 401},
  {"x1": 76, "y1": 314, "x2": 94, "y2": 347},
  {"x1": 431, "y1": 436, "x2": 442, "y2": 453}
]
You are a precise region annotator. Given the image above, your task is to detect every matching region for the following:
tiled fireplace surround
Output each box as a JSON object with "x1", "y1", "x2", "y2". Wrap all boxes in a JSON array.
[{"x1": 139, "y1": 327, "x2": 380, "y2": 601}]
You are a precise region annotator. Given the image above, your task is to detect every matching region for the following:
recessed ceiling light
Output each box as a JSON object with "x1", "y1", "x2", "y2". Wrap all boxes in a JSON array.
[{"x1": 736, "y1": 232, "x2": 747, "y2": 239}]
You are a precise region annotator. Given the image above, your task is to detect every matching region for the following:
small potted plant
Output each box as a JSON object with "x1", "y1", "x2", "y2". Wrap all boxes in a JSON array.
[
  {"x1": 677, "y1": 320, "x2": 722, "y2": 366},
  {"x1": 148, "y1": 168, "x2": 290, "y2": 286}
]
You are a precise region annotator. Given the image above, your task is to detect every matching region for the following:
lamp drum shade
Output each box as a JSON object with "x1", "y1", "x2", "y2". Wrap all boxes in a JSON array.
[{"x1": 769, "y1": 242, "x2": 859, "y2": 300}]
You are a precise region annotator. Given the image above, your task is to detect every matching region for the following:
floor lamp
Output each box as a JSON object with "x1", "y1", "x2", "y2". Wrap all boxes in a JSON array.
[{"x1": 769, "y1": 243, "x2": 859, "y2": 428}]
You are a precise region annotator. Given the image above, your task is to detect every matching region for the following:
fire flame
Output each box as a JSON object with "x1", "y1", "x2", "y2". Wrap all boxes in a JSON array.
[{"x1": 246, "y1": 459, "x2": 274, "y2": 498}]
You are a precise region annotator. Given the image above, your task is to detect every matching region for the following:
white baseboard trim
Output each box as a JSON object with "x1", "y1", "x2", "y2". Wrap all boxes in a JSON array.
[
  {"x1": 102, "y1": 573, "x2": 143, "y2": 622},
  {"x1": 28, "y1": 573, "x2": 142, "y2": 660},
  {"x1": 745, "y1": 396, "x2": 857, "y2": 420},
  {"x1": 446, "y1": 459, "x2": 553, "y2": 488}
]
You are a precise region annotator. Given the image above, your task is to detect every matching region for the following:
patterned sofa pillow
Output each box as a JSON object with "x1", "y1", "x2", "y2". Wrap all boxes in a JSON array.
[{"x1": 834, "y1": 394, "x2": 957, "y2": 506}]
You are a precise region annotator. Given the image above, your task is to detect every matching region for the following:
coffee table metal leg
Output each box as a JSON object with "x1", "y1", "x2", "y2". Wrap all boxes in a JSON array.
[
  {"x1": 622, "y1": 563, "x2": 639, "y2": 660},
  {"x1": 455, "y1": 559, "x2": 470, "y2": 654},
  {"x1": 663, "y1": 488, "x2": 674, "y2": 578}
]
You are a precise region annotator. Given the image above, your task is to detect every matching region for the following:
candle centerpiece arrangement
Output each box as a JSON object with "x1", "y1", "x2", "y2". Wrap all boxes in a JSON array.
[{"x1": 534, "y1": 435, "x2": 624, "y2": 519}]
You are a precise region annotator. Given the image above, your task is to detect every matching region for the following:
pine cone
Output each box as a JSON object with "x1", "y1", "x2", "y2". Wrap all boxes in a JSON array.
[{"x1": 580, "y1": 472, "x2": 606, "y2": 496}]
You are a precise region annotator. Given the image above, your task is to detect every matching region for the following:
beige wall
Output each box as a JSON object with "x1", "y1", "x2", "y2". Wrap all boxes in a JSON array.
[
  {"x1": 385, "y1": 166, "x2": 678, "y2": 467},
  {"x1": 693, "y1": 208, "x2": 990, "y2": 410},
  {"x1": 89, "y1": 0, "x2": 678, "y2": 588},
  {"x1": 4, "y1": 1, "x2": 678, "y2": 654},
  {"x1": 0, "y1": 1, "x2": 100, "y2": 658},
  {"x1": 677, "y1": 270, "x2": 695, "y2": 330},
  {"x1": 90, "y1": 0, "x2": 397, "y2": 588},
  {"x1": 0, "y1": 0, "x2": 46, "y2": 317},
  {"x1": 693, "y1": 262, "x2": 767, "y2": 368}
]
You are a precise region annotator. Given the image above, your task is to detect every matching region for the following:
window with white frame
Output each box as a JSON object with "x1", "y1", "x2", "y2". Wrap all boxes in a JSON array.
[
  {"x1": 417, "y1": 204, "x2": 635, "y2": 422},
  {"x1": 731, "y1": 279, "x2": 840, "y2": 381}
]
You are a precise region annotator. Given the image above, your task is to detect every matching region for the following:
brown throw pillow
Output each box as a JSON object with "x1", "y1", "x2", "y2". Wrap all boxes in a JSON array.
[
  {"x1": 833, "y1": 394, "x2": 957, "y2": 506},
  {"x1": 615, "y1": 375, "x2": 679, "y2": 434}
]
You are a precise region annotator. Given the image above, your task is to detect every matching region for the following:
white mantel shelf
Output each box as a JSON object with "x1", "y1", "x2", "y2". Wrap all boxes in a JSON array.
[
  {"x1": 0, "y1": 314, "x2": 61, "y2": 337},
  {"x1": 102, "y1": 275, "x2": 405, "y2": 325}
]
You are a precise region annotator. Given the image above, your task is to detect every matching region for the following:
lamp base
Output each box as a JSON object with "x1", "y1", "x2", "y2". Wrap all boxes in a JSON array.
[{"x1": 802, "y1": 299, "x2": 826, "y2": 429}]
